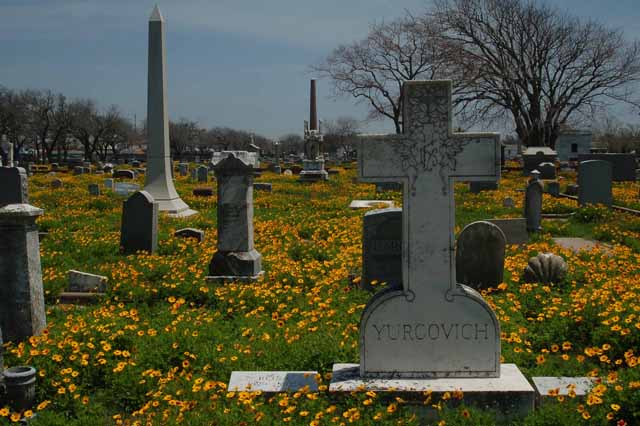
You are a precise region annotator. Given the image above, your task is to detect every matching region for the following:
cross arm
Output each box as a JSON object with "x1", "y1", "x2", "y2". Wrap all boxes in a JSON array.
[
  {"x1": 450, "y1": 133, "x2": 501, "y2": 181},
  {"x1": 358, "y1": 134, "x2": 405, "y2": 181}
]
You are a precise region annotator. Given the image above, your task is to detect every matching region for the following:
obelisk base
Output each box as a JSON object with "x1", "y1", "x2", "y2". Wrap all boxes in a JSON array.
[
  {"x1": 154, "y1": 197, "x2": 198, "y2": 218},
  {"x1": 329, "y1": 363, "x2": 534, "y2": 420}
]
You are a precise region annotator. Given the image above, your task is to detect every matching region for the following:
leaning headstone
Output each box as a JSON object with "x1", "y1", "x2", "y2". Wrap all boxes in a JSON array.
[
  {"x1": 119, "y1": 191, "x2": 158, "y2": 254},
  {"x1": 537, "y1": 162, "x2": 556, "y2": 179},
  {"x1": 331, "y1": 81, "x2": 533, "y2": 415},
  {"x1": 197, "y1": 165, "x2": 208, "y2": 183},
  {"x1": 455, "y1": 221, "x2": 506, "y2": 290},
  {"x1": 208, "y1": 152, "x2": 263, "y2": 281},
  {"x1": 0, "y1": 167, "x2": 28, "y2": 207},
  {"x1": 578, "y1": 160, "x2": 612, "y2": 207},
  {"x1": 67, "y1": 270, "x2": 108, "y2": 293},
  {"x1": 525, "y1": 171, "x2": 543, "y2": 232},
  {"x1": 114, "y1": 169, "x2": 136, "y2": 179},
  {"x1": 175, "y1": 228, "x2": 205, "y2": 243},
  {"x1": 0, "y1": 169, "x2": 46, "y2": 342},
  {"x1": 143, "y1": 7, "x2": 196, "y2": 217},
  {"x1": 361, "y1": 208, "x2": 402, "y2": 291},
  {"x1": 88, "y1": 184, "x2": 100, "y2": 196}
]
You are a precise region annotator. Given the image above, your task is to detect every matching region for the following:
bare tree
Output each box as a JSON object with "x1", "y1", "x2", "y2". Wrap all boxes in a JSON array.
[
  {"x1": 69, "y1": 100, "x2": 121, "y2": 162},
  {"x1": 313, "y1": 14, "x2": 450, "y2": 133},
  {"x1": 593, "y1": 115, "x2": 640, "y2": 152},
  {"x1": 169, "y1": 118, "x2": 201, "y2": 159},
  {"x1": 279, "y1": 133, "x2": 304, "y2": 155},
  {"x1": 24, "y1": 90, "x2": 73, "y2": 163},
  {"x1": 0, "y1": 86, "x2": 30, "y2": 162},
  {"x1": 322, "y1": 116, "x2": 360, "y2": 158},
  {"x1": 434, "y1": 0, "x2": 640, "y2": 148}
]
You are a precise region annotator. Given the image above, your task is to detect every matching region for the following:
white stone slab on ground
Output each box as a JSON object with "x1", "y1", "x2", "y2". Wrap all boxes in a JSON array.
[
  {"x1": 349, "y1": 200, "x2": 394, "y2": 209},
  {"x1": 228, "y1": 371, "x2": 318, "y2": 393},
  {"x1": 553, "y1": 237, "x2": 613, "y2": 254},
  {"x1": 330, "y1": 363, "x2": 534, "y2": 417},
  {"x1": 532, "y1": 376, "x2": 597, "y2": 402}
]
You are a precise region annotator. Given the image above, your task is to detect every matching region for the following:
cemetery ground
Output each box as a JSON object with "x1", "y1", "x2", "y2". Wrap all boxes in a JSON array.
[{"x1": 3, "y1": 166, "x2": 640, "y2": 426}]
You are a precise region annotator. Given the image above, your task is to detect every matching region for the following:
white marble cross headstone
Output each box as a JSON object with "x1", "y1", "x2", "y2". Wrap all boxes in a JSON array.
[{"x1": 358, "y1": 81, "x2": 501, "y2": 378}]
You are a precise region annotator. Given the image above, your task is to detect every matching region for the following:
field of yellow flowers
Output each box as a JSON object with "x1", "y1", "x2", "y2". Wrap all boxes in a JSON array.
[{"x1": 2, "y1": 165, "x2": 639, "y2": 425}]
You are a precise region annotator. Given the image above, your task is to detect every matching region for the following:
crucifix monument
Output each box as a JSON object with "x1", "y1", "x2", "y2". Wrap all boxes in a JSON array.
[
  {"x1": 358, "y1": 81, "x2": 501, "y2": 378},
  {"x1": 144, "y1": 6, "x2": 196, "y2": 217}
]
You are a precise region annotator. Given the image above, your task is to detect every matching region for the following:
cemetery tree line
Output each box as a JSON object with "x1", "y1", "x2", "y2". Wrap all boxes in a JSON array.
[
  {"x1": 315, "y1": 0, "x2": 640, "y2": 149},
  {"x1": 2, "y1": 85, "x2": 360, "y2": 163}
]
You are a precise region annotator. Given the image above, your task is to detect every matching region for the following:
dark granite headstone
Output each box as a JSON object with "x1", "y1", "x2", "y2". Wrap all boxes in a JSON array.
[
  {"x1": 88, "y1": 184, "x2": 100, "y2": 196},
  {"x1": 119, "y1": 191, "x2": 158, "y2": 254},
  {"x1": 578, "y1": 160, "x2": 612, "y2": 207},
  {"x1": 197, "y1": 166, "x2": 208, "y2": 183},
  {"x1": 469, "y1": 181, "x2": 498, "y2": 193},
  {"x1": 114, "y1": 169, "x2": 136, "y2": 179},
  {"x1": 0, "y1": 167, "x2": 28, "y2": 207},
  {"x1": 361, "y1": 208, "x2": 402, "y2": 291},
  {"x1": 578, "y1": 153, "x2": 635, "y2": 181},
  {"x1": 537, "y1": 162, "x2": 556, "y2": 180},
  {"x1": 175, "y1": 227, "x2": 205, "y2": 243},
  {"x1": 455, "y1": 221, "x2": 506, "y2": 290}
]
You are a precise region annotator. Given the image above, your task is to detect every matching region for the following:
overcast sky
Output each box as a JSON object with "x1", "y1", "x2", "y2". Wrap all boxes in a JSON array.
[{"x1": 1, "y1": 0, "x2": 638, "y2": 138}]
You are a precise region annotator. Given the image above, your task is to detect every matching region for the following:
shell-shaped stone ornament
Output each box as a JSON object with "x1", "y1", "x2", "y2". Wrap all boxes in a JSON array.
[{"x1": 522, "y1": 253, "x2": 568, "y2": 284}]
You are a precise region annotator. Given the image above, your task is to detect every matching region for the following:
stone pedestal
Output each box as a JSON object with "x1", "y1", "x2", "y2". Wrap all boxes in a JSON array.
[
  {"x1": 207, "y1": 152, "x2": 263, "y2": 282},
  {"x1": 330, "y1": 363, "x2": 535, "y2": 419},
  {"x1": 299, "y1": 159, "x2": 328, "y2": 182},
  {"x1": 0, "y1": 204, "x2": 47, "y2": 342}
]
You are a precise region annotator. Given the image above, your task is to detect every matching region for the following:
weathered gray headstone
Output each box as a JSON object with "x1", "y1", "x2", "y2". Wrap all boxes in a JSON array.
[
  {"x1": 119, "y1": 191, "x2": 158, "y2": 254},
  {"x1": 357, "y1": 81, "x2": 501, "y2": 378},
  {"x1": 362, "y1": 208, "x2": 402, "y2": 291},
  {"x1": 455, "y1": 221, "x2": 506, "y2": 290},
  {"x1": 143, "y1": 6, "x2": 196, "y2": 218},
  {"x1": 525, "y1": 172, "x2": 543, "y2": 232},
  {"x1": 0, "y1": 168, "x2": 28, "y2": 207},
  {"x1": 67, "y1": 270, "x2": 108, "y2": 293},
  {"x1": 578, "y1": 160, "x2": 612, "y2": 207},
  {"x1": 197, "y1": 165, "x2": 208, "y2": 183},
  {"x1": 0, "y1": 201, "x2": 46, "y2": 342},
  {"x1": 178, "y1": 163, "x2": 189, "y2": 176},
  {"x1": 88, "y1": 183, "x2": 100, "y2": 196},
  {"x1": 208, "y1": 152, "x2": 263, "y2": 280},
  {"x1": 114, "y1": 182, "x2": 140, "y2": 196}
]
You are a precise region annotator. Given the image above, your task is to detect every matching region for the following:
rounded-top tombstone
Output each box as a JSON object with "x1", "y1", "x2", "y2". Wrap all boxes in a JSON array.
[
  {"x1": 119, "y1": 191, "x2": 158, "y2": 254},
  {"x1": 455, "y1": 221, "x2": 506, "y2": 291}
]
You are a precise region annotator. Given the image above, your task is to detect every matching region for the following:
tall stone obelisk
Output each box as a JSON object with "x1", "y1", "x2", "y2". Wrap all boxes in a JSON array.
[
  {"x1": 144, "y1": 5, "x2": 196, "y2": 217},
  {"x1": 299, "y1": 79, "x2": 328, "y2": 182}
]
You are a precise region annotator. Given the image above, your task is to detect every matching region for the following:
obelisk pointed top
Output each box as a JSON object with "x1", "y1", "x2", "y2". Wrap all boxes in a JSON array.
[{"x1": 150, "y1": 5, "x2": 163, "y2": 22}]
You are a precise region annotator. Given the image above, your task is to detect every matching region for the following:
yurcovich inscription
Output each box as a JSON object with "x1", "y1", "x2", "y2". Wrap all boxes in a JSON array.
[{"x1": 372, "y1": 323, "x2": 490, "y2": 341}]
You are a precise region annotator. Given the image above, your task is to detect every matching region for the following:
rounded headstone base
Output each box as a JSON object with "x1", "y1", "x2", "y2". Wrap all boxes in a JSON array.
[{"x1": 208, "y1": 249, "x2": 263, "y2": 279}]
